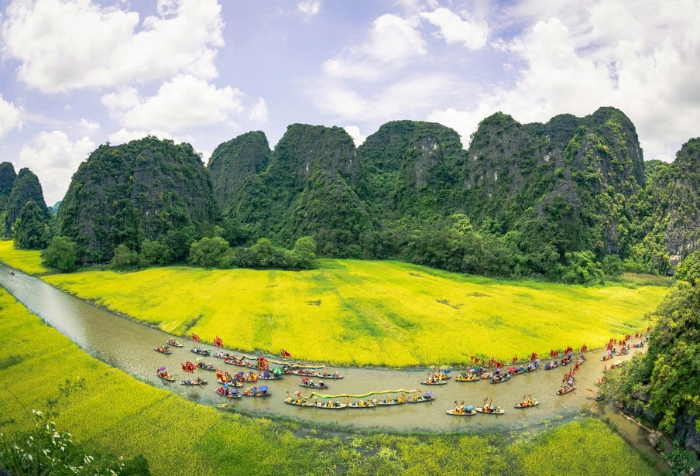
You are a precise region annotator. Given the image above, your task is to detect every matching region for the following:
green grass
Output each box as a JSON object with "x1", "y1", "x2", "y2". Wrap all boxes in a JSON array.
[
  {"x1": 40, "y1": 259, "x2": 668, "y2": 366},
  {"x1": 0, "y1": 240, "x2": 49, "y2": 275},
  {"x1": 0, "y1": 289, "x2": 659, "y2": 475}
]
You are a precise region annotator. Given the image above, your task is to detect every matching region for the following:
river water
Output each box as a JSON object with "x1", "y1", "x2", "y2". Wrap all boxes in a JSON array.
[{"x1": 0, "y1": 264, "x2": 648, "y2": 435}]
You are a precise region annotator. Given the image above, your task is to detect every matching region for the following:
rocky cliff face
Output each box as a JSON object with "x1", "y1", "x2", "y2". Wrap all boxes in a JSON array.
[
  {"x1": 0, "y1": 162, "x2": 16, "y2": 212},
  {"x1": 462, "y1": 107, "x2": 645, "y2": 256},
  {"x1": 637, "y1": 138, "x2": 700, "y2": 268},
  {"x1": 58, "y1": 137, "x2": 219, "y2": 261},
  {"x1": 3, "y1": 168, "x2": 49, "y2": 236},
  {"x1": 213, "y1": 125, "x2": 372, "y2": 255},
  {"x1": 208, "y1": 131, "x2": 270, "y2": 214},
  {"x1": 359, "y1": 120, "x2": 465, "y2": 218}
]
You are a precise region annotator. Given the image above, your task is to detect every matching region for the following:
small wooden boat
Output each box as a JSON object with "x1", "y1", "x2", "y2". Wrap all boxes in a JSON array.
[
  {"x1": 476, "y1": 406, "x2": 504, "y2": 415},
  {"x1": 154, "y1": 346, "x2": 172, "y2": 354},
  {"x1": 291, "y1": 370, "x2": 343, "y2": 379},
  {"x1": 284, "y1": 397, "x2": 315, "y2": 407},
  {"x1": 166, "y1": 338, "x2": 183, "y2": 347},
  {"x1": 299, "y1": 381, "x2": 329, "y2": 389},
  {"x1": 257, "y1": 371, "x2": 280, "y2": 381},
  {"x1": 190, "y1": 347, "x2": 211, "y2": 356},
  {"x1": 446, "y1": 408, "x2": 476, "y2": 416},
  {"x1": 544, "y1": 362, "x2": 558, "y2": 370},
  {"x1": 348, "y1": 400, "x2": 378, "y2": 409},
  {"x1": 455, "y1": 373, "x2": 479, "y2": 382},
  {"x1": 197, "y1": 362, "x2": 216, "y2": 371},
  {"x1": 313, "y1": 402, "x2": 348, "y2": 409},
  {"x1": 491, "y1": 374, "x2": 511, "y2": 384},
  {"x1": 180, "y1": 379, "x2": 207, "y2": 386},
  {"x1": 420, "y1": 379, "x2": 447, "y2": 386},
  {"x1": 407, "y1": 395, "x2": 435, "y2": 403},
  {"x1": 217, "y1": 379, "x2": 242, "y2": 387},
  {"x1": 156, "y1": 371, "x2": 174, "y2": 382},
  {"x1": 215, "y1": 387, "x2": 241, "y2": 399},
  {"x1": 557, "y1": 385, "x2": 576, "y2": 395},
  {"x1": 377, "y1": 398, "x2": 405, "y2": 406},
  {"x1": 514, "y1": 400, "x2": 539, "y2": 408},
  {"x1": 241, "y1": 386, "x2": 271, "y2": 397},
  {"x1": 224, "y1": 359, "x2": 257, "y2": 368}
]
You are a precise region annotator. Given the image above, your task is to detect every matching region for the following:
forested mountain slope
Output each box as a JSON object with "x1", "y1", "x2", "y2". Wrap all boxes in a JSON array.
[{"x1": 57, "y1": 137, "x2": 219, "y2": 262}]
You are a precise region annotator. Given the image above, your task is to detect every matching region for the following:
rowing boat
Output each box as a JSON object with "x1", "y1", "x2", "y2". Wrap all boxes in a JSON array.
[
  {"x1": 557, "y1": 385, "x2": 576, "y2": 395},
  {"x1": 215, "y1": 387, "x2": 241, "y2": 399},
  {"x1": 491, "y1": 374, "x2": 511, "y2": 384},
  {"x1": 299, "y1": 382, "x2": 328, "y2": 389},
  {"x1": 420, "y1": 380, "x2": 447, "y2": 385},
  {"x1": 446, "y1": 409, "x2": 476, "y2": 416},
  {"x1": 154, "y1": 346, "x2": 172, "y2": 354},
  {"x1": 190, "y1": 348, "x2": 211, "y2": 356},
  {"x1": 290, "y1": 370, "x2": 343, "y2": 379},
  {"x1": 166, "y1": 338, "x2": 183, "y2": 347},
  {"x1": 514, "y1": 400, "x2": 539, "y2": 408},
  {"x1": 455, "y1": 373, "x2": 478, "y2": 382},
  {"x1": 348, "y1": 401, "x2": 378, "y2": 408},
  {"x1": 284, "y1": 398, "x2": 315, "y2": 407},
  {"x1": 156, "y1": 372, "x2": 174, "y2": 382},
  {"x1": 180, "y1": 379, "x2": 207, "y2": 386},
  {"x1": 407, "y1": 395, "x2": 435, "y2": 403},
  {"x1": 476, "y1": 406, "x2": 504, "y2": 414}
]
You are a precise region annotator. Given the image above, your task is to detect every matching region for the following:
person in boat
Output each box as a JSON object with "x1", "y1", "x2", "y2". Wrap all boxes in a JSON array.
[
  {"x1": 309, "y1": 380, "x2": 315, "y2": 387},
  {"x1": 334, "y1": 371, "x2": 340, "y2": 379},
  {"x1": 318, "y1": 380, "x2": 324, "y2": 388},
  {"x1": 10, "y1": 270, "x2": 14, "y2": 276}
]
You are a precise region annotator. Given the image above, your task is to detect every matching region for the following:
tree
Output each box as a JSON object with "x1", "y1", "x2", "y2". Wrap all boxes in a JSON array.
[
  {"x1": 602, "y1": 254, "x2": 623, "y2": 276},
  {"x1": 41, "y1": 236, "x2": 78, "y2": 272},
  {"x1": 111, "y1": 244, "x2": 139, "y2": 269},
  {"x1": 562, "y1": 250, "x2": 604, "y2": 285},
  {"x1": 674, "y1": 251, "x2": 700, "y2": 284},
  {"x1": 188, "y1": 237, "x2": 231, "y2": 268},
  {"x1": 139, "y1": 239, "x2": 172, "y2": 266},
  {"x1": 292, "y1": 236, "x2": 317, "y2": 269},
  {"x1": 13, "y1": 200, "x2": 48, "y2": 249}
]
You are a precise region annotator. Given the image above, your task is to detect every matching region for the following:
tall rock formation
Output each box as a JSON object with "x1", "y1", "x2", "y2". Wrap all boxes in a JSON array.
[
  {"x1": 208, "y1": 131, "x2": 270, "y2": 214},
  {"x1": 58, "y1": 137, "x2": 219, "y2": 262},
  {"x1": 633, "y1": 138, "x2": 700, "y2": 269},
  {"x1": 0, "y1": 162, "x2": 17, "y2": 212},
  {"x1": 461, "y1": 107, "x2": 645, "y2": 257},
  {"x1": 358, "y1": 121, "x2": 465, "y2": 219},
  {"x1": 210, "y1": 125, "x2": 373, "y2": 256},
  {"x1": 3, "y1": 168, "x2": 49, "y2": 237}
]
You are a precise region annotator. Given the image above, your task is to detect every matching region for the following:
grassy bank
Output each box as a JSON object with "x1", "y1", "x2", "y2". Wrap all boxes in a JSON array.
[
  {"x1": 0, "y1": 240, "x2": 49, "y2": 275},
  {"x1": 0, "y1": 288, "x2": 659, "y2": 475},
  {"x1": 40, "y1": 259, "x2": 667, "y2": 366}
]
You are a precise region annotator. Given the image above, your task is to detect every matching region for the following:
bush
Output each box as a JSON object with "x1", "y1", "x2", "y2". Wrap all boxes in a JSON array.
[
  {"x1": 292, "y1": 236, "x2": 317, "y2": 269},
  {"x1": 41, "y1": 236, "x2": 78, "y2": 271},
  {"x1": 674, "y1": 251, "x2": 700, "y2": 284},
  {"x1": 562, "y1": 250, "x2": 604, "y2": 285},
  {"x1": 139, "y1": 239, "x2": 172, "y2": 266},
  {"x1": 188, "y1": 237, "x2": 231, "y2": 268},
  {"x1": 602, "y1": 254, "x2": 623, "y2": 276},
  {"x1": 111, "y1": 244, "x2": 139, "y2": 269}
]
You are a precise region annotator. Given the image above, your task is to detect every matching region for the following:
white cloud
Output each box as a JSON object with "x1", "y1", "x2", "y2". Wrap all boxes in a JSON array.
[
  {"x1": 102, "y1": 74, "x2": 244, "y2": 131},
  {"x1": 77, "y1": 118, "x2": 100, "y2": 133},
  {"x1": 248, "y1": 97, "x2": 268, "y2": 122},
  {"x1": 313, "y1": 73, "x2": 465, "y2": 123},
  {"x1": 425, "y1": 0, "x2": 700, "y2": 161},
  {"x1": 108, "y1": 128, "x2": 177, "y2": 145},
  {"x1": 322, "y1": 14, "x2": 426, "y2": 81},
  {"x1": 298, "y1": 0, "x2": 321, "y2": 16},
  {"x1": 344, "y1": 126, "x2": 366, "y2": 147},
  {"x1": 0, "y1": 94, "x2": 23, "y2": 138},
  {"x1": 18, "y1": 131, "x2": 95, "y2": 204},
  {"x1": 420, "y1": 8, "x2": 488, "y2": 50},
  {"x1": 1, "y1": 0, "x2": 224, "y2": 93}
]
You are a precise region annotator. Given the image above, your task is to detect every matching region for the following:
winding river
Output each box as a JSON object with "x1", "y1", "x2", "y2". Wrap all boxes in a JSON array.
[{"x1": 0, "y1": 263, "x2": 646, "y2": 434}]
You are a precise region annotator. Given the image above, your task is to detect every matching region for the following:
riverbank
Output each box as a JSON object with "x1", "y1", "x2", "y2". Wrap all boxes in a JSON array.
[{"x1": 0, "y1": 286, "x2": 661, "y2": 475}]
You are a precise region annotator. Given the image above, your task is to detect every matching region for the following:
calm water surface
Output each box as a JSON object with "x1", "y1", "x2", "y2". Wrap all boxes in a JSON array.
[{"x1": 0, "y1": 264, "x2": 648, "y2": 435}]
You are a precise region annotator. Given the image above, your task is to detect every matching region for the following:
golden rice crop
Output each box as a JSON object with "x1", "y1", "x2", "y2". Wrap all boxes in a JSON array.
[
  {"x1": 0, "y1": 239, "x2": 49, "y2": 275},
  {"x1": 42, "y1": 259, "x2": 667, "y2": 366},
  {"x1": 0, "y1": 289, "x2": 657, "y2": 475}
]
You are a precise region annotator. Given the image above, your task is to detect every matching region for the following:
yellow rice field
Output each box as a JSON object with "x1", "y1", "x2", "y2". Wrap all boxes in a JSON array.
[
  {"x1": 0, "y1": 240, "x2": 49, "y2": 275},
  {"x1": 0, "y1": 289, "x2": 659, "y2": 475},
  {"x1": 41, "y1": 259, "x2": 668, "y2": 367}
]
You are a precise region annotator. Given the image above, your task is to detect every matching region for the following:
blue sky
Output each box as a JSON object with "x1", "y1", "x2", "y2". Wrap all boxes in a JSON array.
[{"x1": 1, "y1": 0, "x2": 699, "y2": 205}]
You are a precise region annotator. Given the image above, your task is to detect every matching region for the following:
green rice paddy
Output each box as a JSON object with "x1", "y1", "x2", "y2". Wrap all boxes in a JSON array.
[{"x1": 0, "y1": 289, "x2": 659, "y2": 475}]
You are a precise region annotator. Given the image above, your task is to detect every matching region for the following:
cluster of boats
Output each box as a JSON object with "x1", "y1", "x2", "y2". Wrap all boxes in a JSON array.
[
  {"x1": 284, "y1": 391, "x2": 435, "y2": 409},
  {"x1": 447, "y1": 395, "x2": 539, "y2": 416}
]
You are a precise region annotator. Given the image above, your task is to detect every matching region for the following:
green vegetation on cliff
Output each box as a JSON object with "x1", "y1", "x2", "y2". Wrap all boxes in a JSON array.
[{"x1": 57, "y1": 137, "x2": 220, "y2": 263}]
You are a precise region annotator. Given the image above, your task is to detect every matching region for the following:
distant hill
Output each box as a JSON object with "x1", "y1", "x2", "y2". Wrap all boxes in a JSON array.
[{"x1": 3, "y1": 168, "x2": 49, "y2": 237}]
